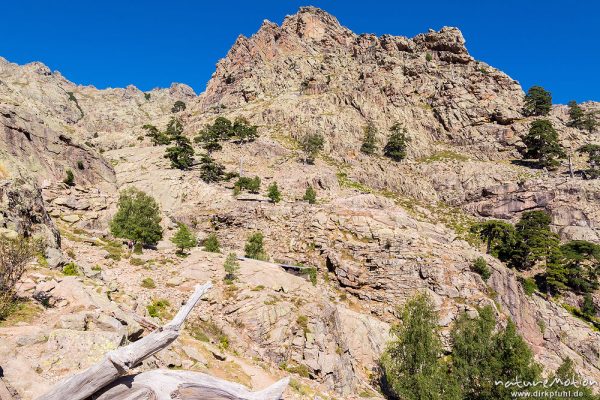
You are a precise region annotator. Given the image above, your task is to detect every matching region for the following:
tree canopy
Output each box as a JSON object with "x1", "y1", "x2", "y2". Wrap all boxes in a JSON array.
[
  {"x1": 360, "y1": 122, "x2": 378, "y2": 155},
  {"x1": 110, "y1": 188, "x2": 163, "y2": 246},
  {"x1": 523, "y1": 86, "x2": 552, "y2": 116},
  {"x1": 522, "y1": 119, "x2": 565, "y2": 169},
  {"x1": 384, "y1": 123, "x2": 410, "y2": 162}
]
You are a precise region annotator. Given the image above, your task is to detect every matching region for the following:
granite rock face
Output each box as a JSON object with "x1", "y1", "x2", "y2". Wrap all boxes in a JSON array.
[{"x1": 2, "y1": 6, "x2": 600, "y2": 399}]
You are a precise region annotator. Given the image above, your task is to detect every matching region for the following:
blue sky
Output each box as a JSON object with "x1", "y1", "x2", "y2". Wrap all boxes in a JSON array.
[{"x1": 1, "y1": 1, "x2": 598, "y2": 104}]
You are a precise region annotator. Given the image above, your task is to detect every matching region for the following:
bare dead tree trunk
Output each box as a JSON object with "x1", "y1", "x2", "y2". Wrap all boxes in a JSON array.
[{"x1": 37, "y1": 282, "x2": 213, "y2": 400}]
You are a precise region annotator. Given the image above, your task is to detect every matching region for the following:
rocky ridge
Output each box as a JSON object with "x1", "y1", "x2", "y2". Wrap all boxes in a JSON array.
[{"x1": 1, "y1": 6, "x2": 600, "y2": 399}]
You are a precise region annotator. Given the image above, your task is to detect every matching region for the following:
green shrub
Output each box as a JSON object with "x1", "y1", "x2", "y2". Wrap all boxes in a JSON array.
[
  {"x1": 171, "y1": 223, "x2": 197, "y2": 254},
  {"x1": 130, "y1": 257, "x2": 145, "y2": 266},
  {"x1": 62, "y1": 262, "x2": 79, "y2": 276},
  {"x1": 203, "y1": 233, "x2": 220, "y2": 253},
  {"x1": 300, "y1": 133, "x2": 324, "y2": 164},
  {"x1": 360, "y1": 122, "x2": 378, "y2": 155},
  {"x1": 223, "y1": 253, "x2": 240, "y2": 282},
  {"x1": 244, "y1": 232, "x2": 267, "y2": 260},
  {"x1": 267, "y1": 182, "x2": 282, "y2": 203},
  {"x1": 425, "y1": 52, "x2": 433, "y2": 62},
  {"x1": 76, "y1": 160, "x2": 85, "y2": 170},
  {"x1": 303, "y1": 185, "x2": 317, "y2": 204},
  {"x1": 235, "y1": 176, "x2": 261, "y2": 194},
  {"x1": 141, "y1": 277, "x2": 156, "y2": 289},
  {"x1": 0, "y1": 236, "x2": 38, "y2": 320},
  {"x1": 470, "y1": 257, "x2": 491, "y2": 281},
  {"x1": 520, "y1": 277, "x2": 538, "y2": 296},
  {"x1": 63, "y1": 169, "x2": 75, "y2": 186},
  {"x1": 147, "y1": 299, "x2": 170, "y2": 319}
]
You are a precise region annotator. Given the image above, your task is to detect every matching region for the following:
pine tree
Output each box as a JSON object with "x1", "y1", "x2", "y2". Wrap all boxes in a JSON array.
[
  {"x1": 384, "y1": 123, "x2": 410, "y2": 162},
  {"x1": 244, "y1": 232, "x2": 267, "y2": 260},
  {"x1": 267, "y1": 182, "x2": 282, "y2": 203},
  {"x1": 471, "y1": 220, "x2": 516, "y2": 255},
  {"x1": 522, "y1": 119, "x2": 565, "y2": 169},
  {"x1": 110, "y1": 188, "x2": 163, "y2": 247},
  {"x1": 523, "y1": 86, "x2": 552, "y2": 116},
  {"x1": 303, "y1": 185, "x2": 317, "y2": 204},
  {"x1": 223, "y1": 252, "x2": 240, "y2": 282},
  {"x1": 165, "y1": 135, "x2": 194, "y2": 170},
  {"x1": 171, "y1": 100, "x2": 186, "y2": 113},
  {"x1": 232, "y1": 117, "x2": 259, "y2": 143},
  {"x1": 235, "y1": 176, "x2": 260, "y2": 194},
  {"x1": 559, "y1": 240, "x2": 600, "y2": 294},
  {"x1": 143, "y1": 124, "x2": 171, "y2": 146},
  {"x1": 568, "y1": 100, "x2": 585, "y2": 128},
  {"x1": 510, "y1": 210, "x2": 561, "y2": 270},
  {"x1": 582, "y1": 111, "x2": 599, "y2": 134},
  {"x1": 171, "y1": 223, "x2": 197, "y2": 255},
  {"x1": 578, "y1": 144, "x2": 600, "y2": 178},
  {"x1": 300, "y1": 133, "x2": 324, "y2": 164},
  {"x1": 199, "y1": 154, "x2": 225, "y2": 183},
  {"x1": 360, "y1": 122, "x2": 378, "y2": 155},
  {"x1": 381, "y1": 292, "x2": 459, "y2": 400},
  {"x1": 203, "y1": 233, "x2": 220, "y2": 253}
]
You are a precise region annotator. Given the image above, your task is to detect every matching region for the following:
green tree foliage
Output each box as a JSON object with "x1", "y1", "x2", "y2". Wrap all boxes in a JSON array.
[
  {"x1": 63, "y1": 169, "x2": 75, "y2": 187},
  {"x1": 381, "y1": 292, "x2": 459, "y2": 400},
  {"x1": 203, "y1": 233, "x2": 220, "y2": 253},
  {"x1": 578, "y1": 144, "x2": 600, "y2": 179},
  {"x1": 451, "y1": 306, "x2": 542, "y2": 400},
  {"x1": 235, "y1": 176, "x2": 260, "y2": 194},
  {"x1": 568, "y1": 100, "x2": 585, "y2": 128},
  {"x1": 471, "y1": 257, "x2": 491, "y2": 281},
  {"x1": 171, "y1": 100, "x2": 186, "y2": 113},
  {"x1": 522, "y1": 120, "x2": 565, "y2": 169},
  {"x1": 303, "y1": 185, "x2": 317, "y2": 204},
  {"x1": 300, "y1": 133, "x2": 324, "y2": 164},
  {"x1": 199, "y1": 154, "x2": 226, "y2": 183},
  {"x1": 471, "y1": 220, "x2": 516, "y2": 256},
  {"x1": 384, "y1": 123, "x2": 410, "y2": 162},
  {"x1": 109, "y1": 188, "x2": 163, "y2": 246},
  {"x1": 360, "y1": 122, "x2": 378, "y2": 155},
  {"x1": 0, "y1": 236, "x2": 39, "y2": 320},
  {"x1": 223, "y1": 252, "x2": 240, "y2": 282},
  {"x1": 558, "y1": 240, "x2": 600, "y2": 294},
  {"x1": 267, "y1": 182, "x2": 282, "y2": 203},
  {"x1": 194, "y1": 117, "x2": 258, "y2": 152},
  {"x1": 582, "y1": 294, "x2": 596, "y2": 318},
  {"x1": 523, "y1": 86, "x2": 552, "y2": 116},
  {"x1": 164, "y1": 118, "x2": 194, "y2": 170},
  {"x1": 548, "y1": 358, "x2": 598, "y2": 400},
  {"x1": 509, "y1": 210, "x2": 560, "y2": 270},
  {"x1": 171, "y1": 223, "x2": 197, "y2": 254},
  {"x1": 244, "y1": 232, "x2": 267, "y2": 261},
  {"x1": 143, "y1": 124, "x2": 171, "y2": 146},
  {"x1": 582, "y1": 111, "x2": 599, "y2": 134}
]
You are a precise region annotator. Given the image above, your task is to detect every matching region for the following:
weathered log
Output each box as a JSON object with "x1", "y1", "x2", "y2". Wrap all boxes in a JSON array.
[
  {"x1": 92, "y1": 369, "x2": 290, "y2": 400},
  {"x1": 37, "y1": 282, "x2": 213, "y2": 400}
]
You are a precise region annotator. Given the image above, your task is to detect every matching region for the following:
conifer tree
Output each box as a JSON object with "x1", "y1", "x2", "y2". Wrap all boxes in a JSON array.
[
  {"x1": 384, "y1": 123, "x2": 410, "y2": 162},
  {"x1": 164, "y1": 118, "x2": 194, "y2": 170},
  {"x1": 223, "y1": 252, "x2": 240, "y2": 282},
  {"x1": 522, "y1": 119, "x2": 565, "y2": 169},
  {"x1": 300, "y1": 133, "x2": 325, "y2": 164},
  {"x1": 360, "y1": 122, "x2": 378, "y2": 155},
  {"x1": 267, "y1": 182, "x2": 282, "y2": 203},
  {"x1": 171, "y1": 223, "x2": 197, "y2": 255},
  {"x1": 568, "y1": 100, "x2": 585, "y2": 128},
  {"x1": 303, "y1": 185, "x2": 317, "y2": 204},
  {"x1": 244, "y1": 232, "x2": 267, "y2": 260},
  {"x1": 578, "y1": 144, "x2": 600, "y2": 178},
  {"x1": 199, "y1": 154, "x2": 225, "y2": 183},
  {"x1": 523, "y1": 86, "x2": 552, "y2": 116},
  {"x1": 203, "y1": 233, "x2": 220, "y2": 253}
]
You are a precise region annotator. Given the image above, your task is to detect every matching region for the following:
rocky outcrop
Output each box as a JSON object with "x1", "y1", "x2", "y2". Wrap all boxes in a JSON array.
[{"x1": 0, "y1": 179, "x2": 60, "y2": 248}]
